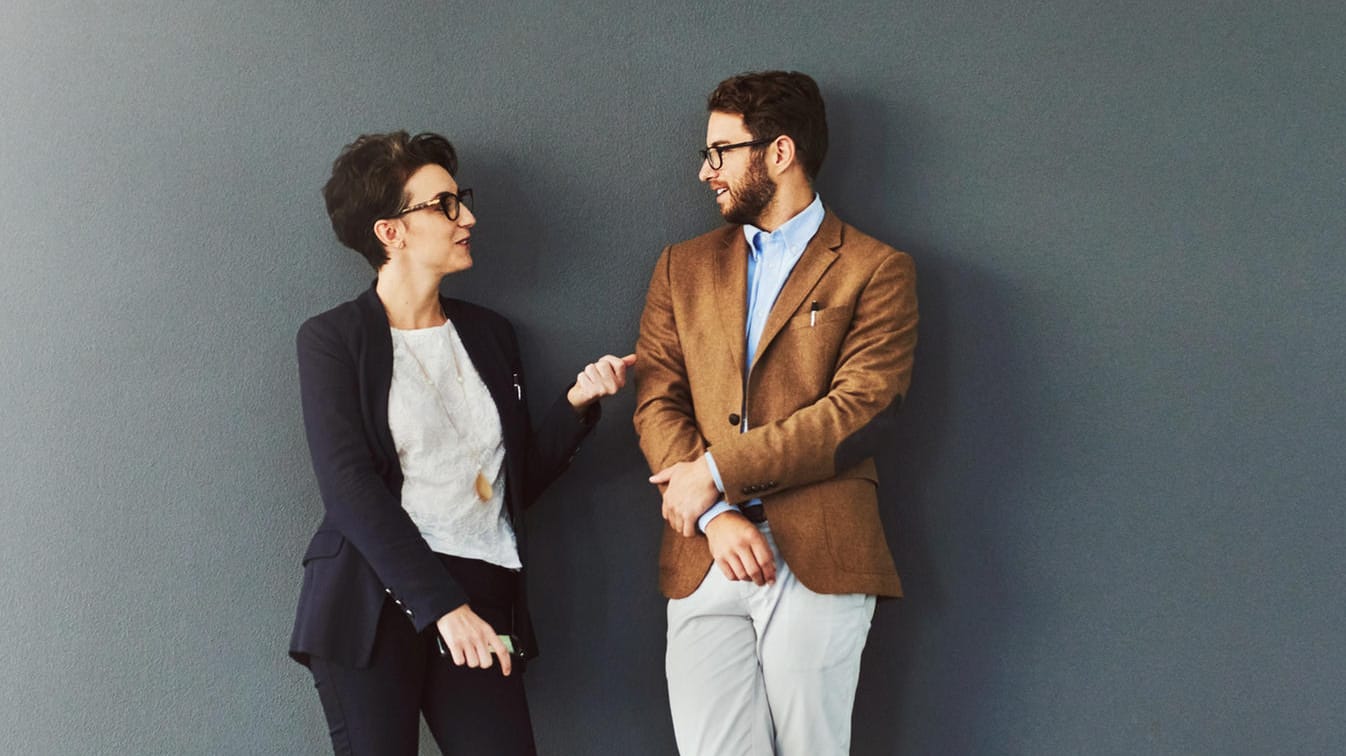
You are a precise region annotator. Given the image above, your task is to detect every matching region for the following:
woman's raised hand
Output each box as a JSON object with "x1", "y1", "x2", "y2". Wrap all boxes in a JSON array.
[{"x1": 566, "y1": 353, "x2": 637, "y2": 410}]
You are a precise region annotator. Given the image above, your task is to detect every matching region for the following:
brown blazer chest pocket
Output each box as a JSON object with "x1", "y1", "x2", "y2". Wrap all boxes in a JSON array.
[{"x1": 786, "y1": 307, "x2": 850, "y2": 329}]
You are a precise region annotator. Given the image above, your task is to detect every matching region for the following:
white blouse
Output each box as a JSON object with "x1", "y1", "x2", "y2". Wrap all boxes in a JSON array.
[{"x1": 387, "y1": 320, "x2": 520, "y2": 570}]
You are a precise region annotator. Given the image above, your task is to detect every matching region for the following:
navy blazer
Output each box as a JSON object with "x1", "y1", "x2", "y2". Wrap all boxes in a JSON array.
[{"x1": 289, "y1": 284, "x2": 597, "y2": 668}]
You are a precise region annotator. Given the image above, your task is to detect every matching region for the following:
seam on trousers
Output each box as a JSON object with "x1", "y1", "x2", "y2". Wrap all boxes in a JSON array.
[{"x1": 316, "y1": 662, "x2": 354, "y2": 756}]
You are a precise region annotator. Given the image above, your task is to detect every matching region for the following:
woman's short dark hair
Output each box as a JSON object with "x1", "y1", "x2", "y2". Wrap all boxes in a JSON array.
[
  {"x1": 322, "y1": 131, "x2": 458, "y2": 269},
  {"x1": 707, "y1": 71, "x2": 828, "y2": 181}
]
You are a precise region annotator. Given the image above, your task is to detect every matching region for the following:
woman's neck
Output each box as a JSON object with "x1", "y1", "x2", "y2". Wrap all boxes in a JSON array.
[{"x1": 375, "y1": 266, "x2": 446, "y2": 330}]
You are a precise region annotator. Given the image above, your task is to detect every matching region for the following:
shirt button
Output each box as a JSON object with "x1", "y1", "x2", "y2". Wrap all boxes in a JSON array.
[{"x1": 728, "y1": 413, "x2": 740, "y2": 426}]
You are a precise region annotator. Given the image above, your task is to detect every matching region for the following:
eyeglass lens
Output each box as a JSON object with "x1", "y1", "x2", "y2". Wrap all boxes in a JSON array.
[{"x1": 439, "y1": 189, "x2": 473, "y2": 220}]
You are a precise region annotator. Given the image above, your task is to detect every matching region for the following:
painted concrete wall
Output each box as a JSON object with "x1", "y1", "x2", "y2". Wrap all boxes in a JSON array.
[{"x1": 2, "y1": 2, "x2": 1343, "y2": 753}]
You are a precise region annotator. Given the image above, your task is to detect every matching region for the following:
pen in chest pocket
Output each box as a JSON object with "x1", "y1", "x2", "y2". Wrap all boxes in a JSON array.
[
  {"x1": 810, "y1": 300, "x2": 821, "y2": 327},
  {"x1": 512, "y1": 372, "x2": 522, "y2": 400}
]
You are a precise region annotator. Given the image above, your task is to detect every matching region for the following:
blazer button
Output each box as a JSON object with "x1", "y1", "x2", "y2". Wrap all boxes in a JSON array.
[{"x1": 728, "y1": 413, "x2": 740, "y2": 426}]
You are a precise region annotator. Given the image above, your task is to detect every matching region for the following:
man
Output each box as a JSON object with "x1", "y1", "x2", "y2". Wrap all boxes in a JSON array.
[{"x1": 633, "y1": 71, "x2": 918, "y2": 755}]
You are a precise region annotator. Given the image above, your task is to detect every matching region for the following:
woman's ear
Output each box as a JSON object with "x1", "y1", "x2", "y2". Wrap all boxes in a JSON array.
[{"x1": 373, "y1": 218, "x2": 404, "y2": 250}]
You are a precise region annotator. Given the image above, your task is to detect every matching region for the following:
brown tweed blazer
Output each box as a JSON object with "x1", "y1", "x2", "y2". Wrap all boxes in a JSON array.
[{"x1": 634, "y1": 208, "x2": 918, "y2": 599}]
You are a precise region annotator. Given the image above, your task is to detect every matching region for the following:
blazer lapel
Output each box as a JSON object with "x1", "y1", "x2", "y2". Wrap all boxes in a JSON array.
[
  {"x1": 356, "y1": 284, "x2": 399, "y2": 467},
  {"x1": 713, "y1": 227, "x2": 749, "y2": 373},
  {"x1": 750, "y1": 210, "x2": 843, "y2": 369}
]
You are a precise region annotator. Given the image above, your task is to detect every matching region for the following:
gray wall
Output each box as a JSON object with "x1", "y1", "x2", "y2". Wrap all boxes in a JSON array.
[{"x1": 3, "y1": 1, "x2": 1343, "y2": 754}]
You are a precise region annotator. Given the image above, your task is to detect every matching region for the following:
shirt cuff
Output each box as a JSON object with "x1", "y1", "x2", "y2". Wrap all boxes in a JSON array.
[
  {"x1": 703, "y1": 451, "x2": 726, "y2": 493},
  {"x1": 697, "y1": 501, "x2": 739, "y2": 533}
]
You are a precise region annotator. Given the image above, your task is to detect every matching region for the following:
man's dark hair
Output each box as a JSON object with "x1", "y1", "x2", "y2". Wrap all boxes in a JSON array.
[
  {"x1": 707, "y1": 71, "x2": 828, "y2": 181},
  {"x1": 322, "y1": 131, "x2": 458, "y2": 270}
]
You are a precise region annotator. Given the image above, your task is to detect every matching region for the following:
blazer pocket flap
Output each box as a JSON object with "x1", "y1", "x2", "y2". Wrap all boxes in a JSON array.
[{"x1": 302, "y1": 530, "x2": 345, "y2": 565}]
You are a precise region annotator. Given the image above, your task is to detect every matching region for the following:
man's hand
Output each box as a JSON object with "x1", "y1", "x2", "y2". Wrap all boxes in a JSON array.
[
  {"x1": 435, "y1": 604, "x2": 512, "y2": 677},
  {"x1": 705, "y1": 512, "x2": 776, "y2": 585},
  {"x1": 650, "y1": 455, "x2": 720, "y2": 537}
]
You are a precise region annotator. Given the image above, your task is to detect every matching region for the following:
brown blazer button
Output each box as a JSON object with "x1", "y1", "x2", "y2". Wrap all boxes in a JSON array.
[{"x1": 728, "y1": 413, "x2": 740, "y2": 426}]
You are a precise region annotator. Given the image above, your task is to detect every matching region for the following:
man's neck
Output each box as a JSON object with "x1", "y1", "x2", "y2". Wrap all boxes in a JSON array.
[{"x1": 751, "y1": 181, "x2": 815, "y2": 233}]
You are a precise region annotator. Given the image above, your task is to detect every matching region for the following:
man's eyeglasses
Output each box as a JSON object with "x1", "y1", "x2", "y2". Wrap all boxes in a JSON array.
[
  {"x1": 392, "y1": 188, "x2": 474, "y2": 221},
  {"x1": 699, "y1": 139, "x2": 771, "y2": 170}
]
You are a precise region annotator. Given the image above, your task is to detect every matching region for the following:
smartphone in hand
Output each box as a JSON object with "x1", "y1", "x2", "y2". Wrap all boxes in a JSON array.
[{"x1": 435, "y1": 633, "x2": 522, "y2": 659}]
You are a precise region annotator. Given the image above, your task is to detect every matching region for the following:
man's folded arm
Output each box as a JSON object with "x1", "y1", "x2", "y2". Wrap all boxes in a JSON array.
[{"x1": 710, "y1": 253, "x2": 918, "y2": 503}]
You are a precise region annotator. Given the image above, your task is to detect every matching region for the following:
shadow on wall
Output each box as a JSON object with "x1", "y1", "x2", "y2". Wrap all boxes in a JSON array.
[
  {"x1": 859, "y1": 257, "x2": 1018, "y2": 753},
  {"x1": 821, "y1": 86, "x2": 937, "y2": 747},
  {"x1": 821, "y1": 88, "x2": 1041, "y2": 752}
]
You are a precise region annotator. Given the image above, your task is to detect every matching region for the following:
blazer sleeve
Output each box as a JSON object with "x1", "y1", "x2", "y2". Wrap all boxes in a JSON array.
[
  {"x1": 709, "y1": 252, "x2": 918, "y2": 503},
  {"x1": 296, "y1": 316, "x2": 466, "y2": 632},
  {"x1": 633, "y1": 244, "x2": 709, "y2": 474}
]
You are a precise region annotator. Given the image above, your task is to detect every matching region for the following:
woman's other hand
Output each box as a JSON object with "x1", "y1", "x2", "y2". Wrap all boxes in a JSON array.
[
  {"x1": 566, "y1": 353, "x2": 636, "y2": 410},
  {"x1": 435, "y1": 604, "x2": 512, "y2": 676}
]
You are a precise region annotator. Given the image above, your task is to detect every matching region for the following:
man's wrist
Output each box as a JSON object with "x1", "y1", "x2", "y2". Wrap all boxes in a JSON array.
[
  {"x1": 702, "y1": 452, "x2": 726, "y2": 493},
  {"x1": 697, "y1": 501, "x2": 739, "y2": 533}
]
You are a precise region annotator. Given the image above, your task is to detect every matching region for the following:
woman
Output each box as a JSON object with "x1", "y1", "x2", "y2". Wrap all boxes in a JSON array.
[{"x1": 289, "y1": 131, "x2": 632, "y2": 755}]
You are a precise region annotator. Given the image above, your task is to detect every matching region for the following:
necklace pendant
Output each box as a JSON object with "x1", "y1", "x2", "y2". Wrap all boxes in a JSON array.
[{"x1": 474, "y1": 469, "x2": 493, "y2": 502}]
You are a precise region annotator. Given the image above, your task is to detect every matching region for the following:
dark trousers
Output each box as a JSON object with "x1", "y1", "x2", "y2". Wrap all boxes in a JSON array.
[{"x1": 308, "y1": 554, "x2": 535, "y2": 756}]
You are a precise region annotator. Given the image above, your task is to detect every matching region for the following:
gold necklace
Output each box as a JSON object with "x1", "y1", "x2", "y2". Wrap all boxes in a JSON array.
[{"x1": 394, "y1": 323, "x2": 495, "y2": 502}]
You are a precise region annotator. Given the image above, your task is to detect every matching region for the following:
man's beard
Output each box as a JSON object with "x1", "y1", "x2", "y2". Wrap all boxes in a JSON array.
[{"x1": 721, "y1": 154, "x2": 776, "y2": 226}]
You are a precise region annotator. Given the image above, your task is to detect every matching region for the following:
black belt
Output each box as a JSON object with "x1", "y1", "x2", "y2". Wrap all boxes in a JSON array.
[{"x1": 741, "y1": 505, "x2": 766, "y2": 524}]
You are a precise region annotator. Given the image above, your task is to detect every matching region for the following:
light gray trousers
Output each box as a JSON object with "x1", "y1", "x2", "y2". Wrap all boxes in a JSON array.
[{"x1": 666, "y1": 522, "x2": 876, "y2": 756}]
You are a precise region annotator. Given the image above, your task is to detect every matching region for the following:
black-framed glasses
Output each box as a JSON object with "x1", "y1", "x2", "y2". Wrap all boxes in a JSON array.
[
  {"x1": 392, "y1": 188, "x2": 474, "y2": 221},
  {"x1": 699, "y1": 139, "x2": 771, "y2": 170}
]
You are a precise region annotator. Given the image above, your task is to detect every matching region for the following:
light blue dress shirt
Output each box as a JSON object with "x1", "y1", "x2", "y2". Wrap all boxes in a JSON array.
[{"x1": 698, "y1": 194, "x2": 825, "y2": 532}]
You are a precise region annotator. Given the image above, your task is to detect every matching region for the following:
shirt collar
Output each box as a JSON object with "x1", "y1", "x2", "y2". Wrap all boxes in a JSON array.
[{"x1": 744, "y1": 194, "x2": 825, "y2": 254}]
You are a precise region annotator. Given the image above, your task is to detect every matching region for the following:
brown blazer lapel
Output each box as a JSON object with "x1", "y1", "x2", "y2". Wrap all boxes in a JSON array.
[
  {"x1": 750, "y1": 210, "x2": 843, "y2": 368},
  {"x1": 713, "y1": 227, "x2": 749, "y2": 372}
]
